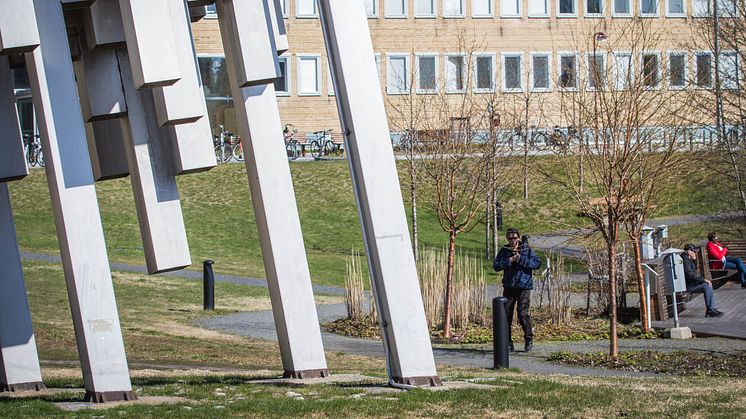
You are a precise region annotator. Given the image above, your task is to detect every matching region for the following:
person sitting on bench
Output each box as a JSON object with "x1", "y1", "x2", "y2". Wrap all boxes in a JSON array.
[
  {"x1": 683, "y1": 244, "x2": 724, "y2": 317},
  {"x1": 706, "y1": 232, "x2": 746, "y2": 288}
]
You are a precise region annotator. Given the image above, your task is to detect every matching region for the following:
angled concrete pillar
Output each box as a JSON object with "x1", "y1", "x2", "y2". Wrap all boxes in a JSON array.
[
  {"x1": 216, "y1": 0, "x2": 279, "y2": 87},
  {"x1": 0, "y1": 56, "x2": 28, "y2": 182},
  {"x1": 117, "y1": 49, "x2": 191, "y2": 274},
  {"x1": 269, "y1": 0, "x2": 288, "y2": 55},
  {"x1": 73, "y1": 39, "x2": 126, "y2": 121},
  {"x1": 85, "y1": 119, "x2": 130, "y2": 181},
  {"x1": 0, "y1": 0, "x2": 40, "y2": 55},
  {"x1": 83, "y1": 0, "x2": 126, "y2": 50},
  {"x1": 318, "y1": 0, "x2": 440, "y2": 386},
  {"x1": 152, "y1": 0, "x2": 204, "y2": 126},
  {"x1": 0, "y1": 184, "x2": 45, "y2": 393},
  {"x1": 25, "y1": 0, "x2": 134, "y2": 402},
  {"x1": 216, "y1": 1, "x2": 328, "y2": 378},
  {"x1": 118, "y1": 0, "x2": 181, "y2": 88}
]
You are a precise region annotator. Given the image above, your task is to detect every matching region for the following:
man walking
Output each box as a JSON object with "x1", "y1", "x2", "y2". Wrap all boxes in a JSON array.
[{"x1": 494, "y1": 228, "x2": 541, "y2": 351}]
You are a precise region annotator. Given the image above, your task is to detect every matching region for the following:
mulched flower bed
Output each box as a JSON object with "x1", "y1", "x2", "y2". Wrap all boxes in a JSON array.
[
  {"x1": 549, "y1": 349, "x2": 746, "y2": 377},
  {"x1": 322, "y1": 308, "x2": 658, "y2": 345}
]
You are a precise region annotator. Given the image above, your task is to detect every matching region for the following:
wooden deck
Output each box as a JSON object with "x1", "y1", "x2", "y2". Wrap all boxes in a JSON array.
[{"x1": 652, "y1": 282, "x2": 746, "y2": 339}]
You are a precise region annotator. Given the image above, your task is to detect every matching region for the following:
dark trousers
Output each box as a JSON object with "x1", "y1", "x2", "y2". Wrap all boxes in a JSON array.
[{"x1": 503, "y1": 288, "x2": 533, "y2": 343}]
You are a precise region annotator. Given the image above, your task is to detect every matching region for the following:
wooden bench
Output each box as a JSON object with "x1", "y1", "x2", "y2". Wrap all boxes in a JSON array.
[{"x1": 697, "y1": 240, "x2": 746, "y2": 287}]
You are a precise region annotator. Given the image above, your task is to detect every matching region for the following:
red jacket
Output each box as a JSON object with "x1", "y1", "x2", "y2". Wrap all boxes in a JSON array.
[{"x1": 707, "y1": 241, "x2": 728, "y2": 269}]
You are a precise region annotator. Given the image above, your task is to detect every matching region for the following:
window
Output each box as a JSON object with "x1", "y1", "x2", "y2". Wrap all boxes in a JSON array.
[
  {"x1": 695, "y1": 52, "x2": 712, "y2": 87},
  {"x1": 720, "y1": 51, "x2": 739, "y2": 90},
  {"x1": 613, "y1": 0, "x2": 631, "y2": 15},
  {"x1": 558, "y1": 54, "x2": 577, "y2": 89},
  {"x1": 328, "y1": 64, "x2": 335, "y2": 96},
  {"x1": 279, "y1": 0, "x2": 287, "y2": 17},
  {"x1": 503, "y1": 53, "x2": 522, "y2": 92},
  {"x1": 531, "y1": 53, "x2": 550, "y2": 91},
  {"x1": 613, "y1": 53, "x2": 632, "y2": 90},
  {"x1": 668, "y1": 53, "x2": 687, "y2": 89},
  {"x1": 416, "y1": 54, "x2": 438, "y2": 93},
  {"x1": 444, "y1": 0, "x2": 465, "y2": 16},
  {"x1": 529, "y1": 0, "x2": 549, "y2": 15},
  {"x1": 693, "y1": 0, "x2": 710, "y2": 16},
  {"x1": 718, "y1": 0, "x2": 737, "y2": 17},
  {"x1": 297, "y1": 54, "x2": 320, "y2": 95},
  {"x1": 445, "y1": 54, "x2": 466, "y2": 92},
  {"x1": 364, "y1": 0, "x2": 378, "y2": 17},
  {"x1": 642, "y1": 53, "x2": 660, "y2": 88},
  {"x1": 198, "y1": 56, "x2": 235, "y2": 133},
  {"x1": 640, "y1": 0, "x2": 658, "y2": 15},
  {"x1": 613, "y1": 52, "x2": 632, "y2": 90},
  {"x1": 275, "y1": 56, "x2": 290, "y2": 95},
  {"x1": 385, "y1": 0, "x2": 407, "y2": 17},
  {"x1": 387, "y1": 54, "x2": 410, "y2": 94},
  {"x1": 588, "y1": 53, "x2": 606, "y2": 89},
  {"x1": 666, "y1": 0, "x2": 685, "y2": 15},
  {"x1": 558, "y1": 0, "x2": 577, "y2": 15},
  {"x1": 297, "y1": 0, "x2": 317, "y2": 17},
  {"x1": 586, "y1": 0, "x2": 603, "y2": 15},
  {"x1": 475, "y1": 54, "x2": 495, "y2": 91},
  {"x1": 205, "y1": 4, "x2": 217, "y2": 18},
  {"x1": 473, "y1": 0, "x2": 494, "y2": 16},
  {"x1": 416, "y1": 0, "x2": 436, "y2": 16},
  {"x1": 501, "y1": 0, "x2": 521, "y2": 16},
  {"x1": 375, "y1": 54, "x2": 382, "y2": 82}
]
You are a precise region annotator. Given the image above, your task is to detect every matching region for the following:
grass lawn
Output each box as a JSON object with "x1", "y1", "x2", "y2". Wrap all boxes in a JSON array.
[
  {"x1": 5, "y1": 260, "x2": 745, "y2": 417},
  {"x1": 8, "y1": 156, "x2": 739, "y2": 288}
]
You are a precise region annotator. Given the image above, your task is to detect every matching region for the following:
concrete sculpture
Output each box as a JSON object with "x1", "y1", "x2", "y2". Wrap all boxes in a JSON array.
[
  {"x1": 318, "y1": 0, "x2": 440, "y2": 386},
  {"x1": 0, "y1": 0, "x2": 439, "y2": 401}
]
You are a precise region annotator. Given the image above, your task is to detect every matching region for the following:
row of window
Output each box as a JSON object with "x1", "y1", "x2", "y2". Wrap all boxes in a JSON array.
[
  {"x1": 197, "y1": 50, "x2": 738, "y2": 100},
  {"x1": 386, "y1": 50, "x2": 739, "y2": 93},
  {"x1": 206, "y1": 0, "x2": 737, "y2": 20}
]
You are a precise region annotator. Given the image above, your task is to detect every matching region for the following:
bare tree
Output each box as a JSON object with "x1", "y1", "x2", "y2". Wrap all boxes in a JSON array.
[
  {"x1": 689, "y1": 3, "x2": 746, "y2": 221},
  {"x1": 387, "y1": 32, "x2": 514, "y2": 338},
  {"x1": 547, "y1": 18, "x2": 690, "y2": 355}
]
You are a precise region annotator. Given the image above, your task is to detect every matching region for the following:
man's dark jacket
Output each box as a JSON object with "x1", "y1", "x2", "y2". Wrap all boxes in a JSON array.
[
  {"x1": 494, "y1": 245, "x2": 541, "y2": 290},
  {"x1": 682, "y1": 253, "x2": 706, "y2": 288}
]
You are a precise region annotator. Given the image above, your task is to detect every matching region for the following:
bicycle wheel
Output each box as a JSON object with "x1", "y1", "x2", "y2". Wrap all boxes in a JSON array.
[
  {"x1": 310, "y1": 140, "x2": 322, "y2": 159},
  {"x1": 322, "y1": 141, "x2": 335, "y2": 158},
  {"x1": 232, "y1": 143, "x2": 244, "y2": 161},
  {"x1": 37, "y1": 149, "x2": 45, "y2": 167},
  {"x1": 286, "y1": 140, "x2": 300, "y2": 160},
  {"x1": 215, "y1": 144, "x2": 232, "y2": 163}
]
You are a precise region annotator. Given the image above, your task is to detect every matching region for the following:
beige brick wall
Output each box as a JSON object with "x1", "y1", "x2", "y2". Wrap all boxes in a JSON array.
[{"x1": 191, "y1": 0, "x2": 710, "y2": 136}]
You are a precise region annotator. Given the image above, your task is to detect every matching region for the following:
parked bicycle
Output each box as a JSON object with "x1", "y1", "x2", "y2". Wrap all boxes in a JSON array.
[
  {"x1": 283, "y1": 124, "x2": 301, "y2": 160},
  {"x1": 309, "y1": 129, "x2": 342, "y2": 159},
  {"x1": 23, "y1": 134, "x2": 44, "y2": 168},
  {"x1": 213, "y1": 125, "x2": 241, "y2": 163}
]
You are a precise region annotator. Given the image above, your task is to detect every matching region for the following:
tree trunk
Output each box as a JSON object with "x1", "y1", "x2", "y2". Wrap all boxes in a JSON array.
[
  {"x1": 607, "y1": 236, "x2": 619, "y2": 358},
  {"x1": 523, "y1": 132, "x2": 529, "y2": 201},
  {"x1": 630, "y1": 238, "x2": 649, "y2": 332},
  {"x1": 410, "y1": 167, "x2": 419, "y2": 261},
  {"x1": 443, "y1": 229, "x2": 457, "y2": 339}
]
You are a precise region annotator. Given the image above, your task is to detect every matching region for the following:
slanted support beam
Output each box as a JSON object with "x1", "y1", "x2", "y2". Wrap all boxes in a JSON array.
[
  {"x1": 0, "y1": 0, "x2": 40, "y2": 55},
  {"x1": 25, "y1": 0, "x2": 135, "y2": 402},
  {"x1": 0, "y1": 56, "x2": 27, "y2": 182},
  {"x1": 117, "y1": 49, "x2": 192, "y2": 274},
  {"x1": 0, "y1": 184, "x2": 45, "y2": 393},
  {"x1": 318, "y1": 0, "x2": 440, "y2": 386},
  {"x1": 215, "y1": 0, "x2": 328, "y2": 378},
  {"x1": 118, "y1": 0, "x2": 181, "y2": 88}
]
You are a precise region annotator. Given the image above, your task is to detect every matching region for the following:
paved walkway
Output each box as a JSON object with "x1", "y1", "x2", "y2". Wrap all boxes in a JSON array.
[{"x1": 198, "y1": 301, "x2": 746, "y2": 377}]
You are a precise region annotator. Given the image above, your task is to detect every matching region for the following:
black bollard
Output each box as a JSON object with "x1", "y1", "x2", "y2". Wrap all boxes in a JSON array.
[
  {"x1": 492, "y1": 297, "x2": 509, "y2": 369},
  {"x1": 203, "y1": 260, "x2": 215, "y2": 310}
]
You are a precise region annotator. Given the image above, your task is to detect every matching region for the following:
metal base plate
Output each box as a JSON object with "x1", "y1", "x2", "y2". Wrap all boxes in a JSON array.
[
  {"x1": 392, "y1": 376, "x2": 443, "y2": 387},
  {"x1": 0, "y1": 381, "x2": 46, "y2": 392},
  {"x1": 84, "y1": 390, "x2": 138, "y2": 403},
  {"x1": 282, "y1": 369, "x2": 330, "y2": 379}
]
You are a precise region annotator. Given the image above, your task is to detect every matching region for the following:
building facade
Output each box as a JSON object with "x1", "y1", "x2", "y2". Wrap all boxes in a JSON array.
[{"x1": 190, "y1": 0, "x2": 732, "y2": 142}]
